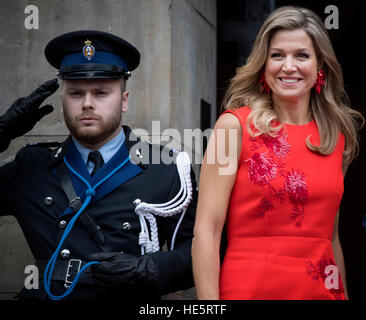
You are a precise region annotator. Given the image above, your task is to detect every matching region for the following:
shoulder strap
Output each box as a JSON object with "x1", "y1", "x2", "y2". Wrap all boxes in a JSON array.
[{"x1": 55, "y1": 160, "x2": 111, "y2": 252}]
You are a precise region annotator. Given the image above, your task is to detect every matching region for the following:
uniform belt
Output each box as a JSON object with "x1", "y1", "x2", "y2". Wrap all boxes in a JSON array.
[{"x1": 37, "y1": 259, "x2": 95, "y2": 286}]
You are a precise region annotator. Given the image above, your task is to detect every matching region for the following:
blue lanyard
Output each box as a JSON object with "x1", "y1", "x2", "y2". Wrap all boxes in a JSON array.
[{"x1": 44, "y1": 155, "x2": 131, "y2": 300}]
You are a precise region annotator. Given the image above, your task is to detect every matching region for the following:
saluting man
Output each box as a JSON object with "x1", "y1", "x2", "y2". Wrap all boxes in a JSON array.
[{"x1": 0, "y1": 30, "x2": 197, "y2": 300}]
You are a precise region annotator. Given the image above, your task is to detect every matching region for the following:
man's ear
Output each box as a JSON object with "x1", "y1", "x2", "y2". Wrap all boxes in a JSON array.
[{"x1": 122, "y1": 90, "x2": 129, "y2": 112}]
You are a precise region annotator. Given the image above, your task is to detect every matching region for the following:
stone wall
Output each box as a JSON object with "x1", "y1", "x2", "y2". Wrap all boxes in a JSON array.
[{"x1": 0, "y1": 0, "x2": 217, "y2": 299}]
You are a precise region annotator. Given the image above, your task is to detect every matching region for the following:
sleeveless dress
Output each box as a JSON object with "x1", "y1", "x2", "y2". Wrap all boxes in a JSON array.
[{"x1": 219, "y1": 106, "x2": 346, "y2": 300}]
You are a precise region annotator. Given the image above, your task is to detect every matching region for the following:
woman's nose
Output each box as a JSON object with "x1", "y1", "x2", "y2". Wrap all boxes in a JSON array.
[{"x1": 282, "y1": 56, "x2": 296, "y2": 73}]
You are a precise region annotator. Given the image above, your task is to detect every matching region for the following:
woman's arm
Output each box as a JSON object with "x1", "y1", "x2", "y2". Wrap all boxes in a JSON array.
[
  {"x1": 332, "y1": 209, "x2": 348, "y2": 299},
  {"x1": 192, "y1": 113, "x2": 242, "y2": 300},
  {"x1": 332, "y1": 160, "x2": 349, "y2": 299}
]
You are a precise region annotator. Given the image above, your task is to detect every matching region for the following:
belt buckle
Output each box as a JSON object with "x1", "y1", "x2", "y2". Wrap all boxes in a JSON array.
[
  {"x1": 69, "y1": 197, "x2": 81, "y2": 211},
  {"x1": 64, "y1": 259, "x2": 82, "y2": 288}
]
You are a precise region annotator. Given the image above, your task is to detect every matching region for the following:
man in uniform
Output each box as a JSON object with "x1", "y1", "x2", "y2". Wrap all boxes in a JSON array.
[{"x1": 0, "y1": 30, "x2": 197, "y2": 300}]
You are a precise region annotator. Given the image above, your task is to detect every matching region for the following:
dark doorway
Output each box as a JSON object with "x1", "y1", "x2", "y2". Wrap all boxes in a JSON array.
[{"x1": 217, "y1": 0, "x2": 366, "y2": 299}]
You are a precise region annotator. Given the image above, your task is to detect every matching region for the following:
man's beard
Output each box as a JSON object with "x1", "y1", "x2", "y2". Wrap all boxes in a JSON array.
[{"x1": 64, "y1": 111, "x2": 122, "y2": 146}]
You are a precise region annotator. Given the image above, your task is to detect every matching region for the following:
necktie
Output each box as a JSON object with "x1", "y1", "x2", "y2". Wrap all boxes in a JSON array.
[{"x1": 88, "y1": 151, "x2": 104, "y2": 176}]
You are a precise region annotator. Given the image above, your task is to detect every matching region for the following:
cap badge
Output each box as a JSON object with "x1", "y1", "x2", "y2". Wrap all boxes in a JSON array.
[{"x1": 82, "y1": 39, "x2": 95, "y2": 61}]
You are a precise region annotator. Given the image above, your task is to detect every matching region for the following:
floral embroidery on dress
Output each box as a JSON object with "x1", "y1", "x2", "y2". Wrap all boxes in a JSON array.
[
  {"x1": 246, "y1": 152, "x2": 277, "y2": 186},
  {"x1": 257, "y1": 196, "x2": 275, "y2": 217},
  {"x1": 250, "y1": 130, "x2": 290, "y2": 159},
  {"x1": 305, "y1": 256, "x2": 345, "y2": 300},
  {"x1": 262, "y1": 133, "x2": 291, "y2": 159},
  {"x1": 284, "y1": 169, "x2": 308, "y2": 227},
  {"x1": 246, "y1": 129, "x2": 308, "y2": 226}
]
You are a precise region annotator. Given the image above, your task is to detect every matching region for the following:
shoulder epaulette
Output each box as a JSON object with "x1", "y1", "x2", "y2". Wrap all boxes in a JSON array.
[{"x1": 148, "y1": 141, "x2": 181, "y2": 156}]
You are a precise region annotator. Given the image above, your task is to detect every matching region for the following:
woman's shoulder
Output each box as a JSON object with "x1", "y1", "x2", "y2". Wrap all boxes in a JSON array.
[
  {"x1": 219, "y1": 106, "x2": 251, "y2": 127},
  {"x1": 222, "y1": 106, "x2": 251, "y2": 117},
  {"x1": 215, "y1": 112, "x2": 241, "y2": 131}
]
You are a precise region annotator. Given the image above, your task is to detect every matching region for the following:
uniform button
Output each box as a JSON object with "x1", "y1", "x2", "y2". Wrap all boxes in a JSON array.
[
  {"x1": 60, "y1": 249, "x2": 70, "y2": 258},
  {"x1": 58, "y1": 220, "x2": 67, "y2": 229},
  {"x1": 44, "y1": 196, "x2": 53, "y2": 206},
  {"x1": 122, "y1": 222, "x2": 131, "y2": 231}
]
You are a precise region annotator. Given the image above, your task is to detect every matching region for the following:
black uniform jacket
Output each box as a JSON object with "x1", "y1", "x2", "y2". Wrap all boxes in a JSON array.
[{"x1": 0, "y1": 126, "x2": 197, "y2": 300}]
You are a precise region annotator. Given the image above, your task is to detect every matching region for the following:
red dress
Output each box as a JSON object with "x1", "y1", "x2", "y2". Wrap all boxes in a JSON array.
[{"x1": 219, "y1": 107, "x2": 346, "y2": 300}]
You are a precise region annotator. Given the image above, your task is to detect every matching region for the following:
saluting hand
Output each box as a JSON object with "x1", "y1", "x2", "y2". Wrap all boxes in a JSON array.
[
  {"x1": 0, "y1": 78, "x2": 59, "y2": 152},
  {"x1": 88, "y1": 252, "x2": 158, "y2": 290}
]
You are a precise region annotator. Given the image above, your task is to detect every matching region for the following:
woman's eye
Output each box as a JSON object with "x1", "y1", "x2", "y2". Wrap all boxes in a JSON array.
[
  {"x1": 271, "y1": 53, "x2": 281, "y2": 58},
  {"x1": 298, "y1": 53, "x2": 309, "y2": 58},
  {"x1": 97, "y1": 91, "x2": 107, "y2": 96},
  {"x1": 70, "y1": 91, "x2": 80, "y2": 96}
]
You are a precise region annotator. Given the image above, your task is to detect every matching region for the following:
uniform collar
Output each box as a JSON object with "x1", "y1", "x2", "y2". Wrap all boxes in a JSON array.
[
  {"x1": 122, "y1": 125, "x2": 148, "y2": 169},
  {"x1": 49, "y1": 126, "x2": 147, "y2": 169},
  {"x1": 49, "y1": 136, "x2": 72, "y2": 168},
  {"x1": 71, "y1": 128, "x2": 125, "y2": 165}
]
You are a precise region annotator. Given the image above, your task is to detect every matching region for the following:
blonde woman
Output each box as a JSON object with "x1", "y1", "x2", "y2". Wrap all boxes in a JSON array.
[{"x1": 192, "y1": 6, "x2": 363, "y2": 300}]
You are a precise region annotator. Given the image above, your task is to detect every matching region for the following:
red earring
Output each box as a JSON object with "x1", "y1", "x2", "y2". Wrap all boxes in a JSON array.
[
  {"x1": 313, "y1": 70, "x2": 326, "y2": 94},
  {"x1": 260, "y1": 71, "x2": 270, "y2": 94}
]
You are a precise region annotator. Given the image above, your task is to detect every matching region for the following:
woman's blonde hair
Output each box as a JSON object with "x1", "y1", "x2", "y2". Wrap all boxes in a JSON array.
[{"x1": 221, "y1": 6, "x2": 364, "y2": 167}]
